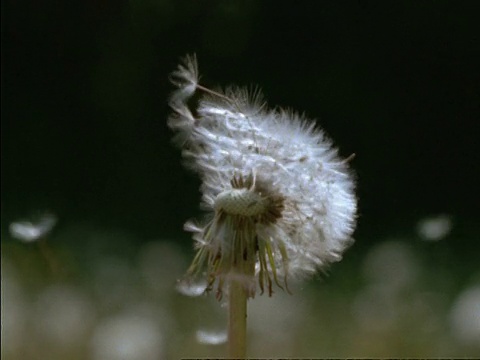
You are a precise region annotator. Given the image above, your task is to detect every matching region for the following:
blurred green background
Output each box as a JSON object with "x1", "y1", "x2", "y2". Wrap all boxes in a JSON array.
[{"x1": 2, "y1": 1, "x2": 479, "y2": 358}]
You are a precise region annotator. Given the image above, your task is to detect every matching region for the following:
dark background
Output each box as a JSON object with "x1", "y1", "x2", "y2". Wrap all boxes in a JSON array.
[{"x1": 2, "y1": 1, "x2": 479, "y2": 251}]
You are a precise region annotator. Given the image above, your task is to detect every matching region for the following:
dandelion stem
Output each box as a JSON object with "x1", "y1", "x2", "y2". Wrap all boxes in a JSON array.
[{"x1": 228, "y1": 275, "x2": 247, "y2": 358}]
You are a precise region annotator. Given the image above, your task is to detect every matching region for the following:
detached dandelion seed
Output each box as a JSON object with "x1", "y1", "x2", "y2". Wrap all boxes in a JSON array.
[
  {"x1": 9, "y1": 212, "x2": 57, "y2": 243},
  {"x1": 168, "y1": 54, "x2": 357, "y2": 357}
]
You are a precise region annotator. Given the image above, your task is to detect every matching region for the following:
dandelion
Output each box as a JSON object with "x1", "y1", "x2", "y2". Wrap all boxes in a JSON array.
[
  {"x1": 9, "y1": 211, "x2": 62, "y2": 275},
  {"x1": 168, "y1": 54, "x2": 357, "y2": 357}
]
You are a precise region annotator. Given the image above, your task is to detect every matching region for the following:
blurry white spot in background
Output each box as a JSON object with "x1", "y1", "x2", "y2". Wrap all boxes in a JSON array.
[
  {"x1": 248, "y1": 291, "x2": 305, "y2": 353},
  {"x1": 362, "y1": 240, "x2": 420, "y2": 291},
  {"x1": 138, "y1": 241, "x2": 187, "y2": 297},
  {"x1": 1, "y1": 258, "x2": 27, "y2": 356},
  {"x1": 352, "y1": 284, "x2": 398, "y2": 331},
  {"x1": 353, "y1": 241, "x2": 421, "y2": 332},
  {"x1": 417, "y1": 214, "x2": 452, "y2": 241},
  {"x1": 33, "y1": 284, "x2": 95, "y2": 347},
  {"x1": 9, "y1": 212, "x2": 57, "y2": 242},
  {"x1": 92, "y1": 257, "x2": 139, "y2": 308},
  {"x1": 176, "y1": 278, "x2": 207, "y2": 297},
  {"x1": 195, "y1": 329, "x2": 227, "y2": 345},
  {"x1": 91, "y1": 311, "x2": 164, "y2": 360},
  {"x1": 449, "y1": 285, "x2": 480, "y2": 348}
]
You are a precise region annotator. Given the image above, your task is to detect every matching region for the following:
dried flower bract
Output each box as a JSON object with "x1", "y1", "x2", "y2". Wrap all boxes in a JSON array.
[{"x1": 169, "y1": 55, "x2": 357, "y2": 298}]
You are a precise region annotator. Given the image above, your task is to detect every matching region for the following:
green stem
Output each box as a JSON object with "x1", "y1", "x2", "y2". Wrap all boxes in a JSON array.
[{"x1": 228, "y1": 277, "x2": 247, "y2": 358}]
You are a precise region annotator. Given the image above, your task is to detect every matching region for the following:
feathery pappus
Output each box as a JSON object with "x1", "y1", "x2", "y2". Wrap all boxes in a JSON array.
[{"x1": 168, "y1": 54, "x2": 357, "y2": 299}]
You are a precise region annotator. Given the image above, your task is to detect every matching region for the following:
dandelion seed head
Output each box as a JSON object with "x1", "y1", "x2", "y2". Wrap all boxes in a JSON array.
[{"x1": 169, "y1": 55, "x2": 357, "y2": 297}]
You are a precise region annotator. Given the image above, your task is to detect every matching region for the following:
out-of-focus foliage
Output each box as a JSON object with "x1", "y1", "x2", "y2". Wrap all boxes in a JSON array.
[{"x1": 2, "y1": 220, "x2": 479, "y2": 358}]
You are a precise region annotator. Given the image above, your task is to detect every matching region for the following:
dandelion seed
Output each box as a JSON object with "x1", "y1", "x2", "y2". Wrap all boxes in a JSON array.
[
  {"x1": 9, "y1": 212, "x2": 57, "y2": 243},
  {"x1": 168, "y1": 55, "x2": 357, "y2": 299},
  {"x1": 195, "y1": 329, "x2": 228, "y2": 345},
  {"x1": 176, "y1": 278, "x2": 208, "y2": 297}
]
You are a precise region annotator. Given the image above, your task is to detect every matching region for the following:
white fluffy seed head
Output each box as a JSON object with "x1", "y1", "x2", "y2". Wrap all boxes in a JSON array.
[{"x1": 169, "y1": 55, "x2": 357, "y2": 294}]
